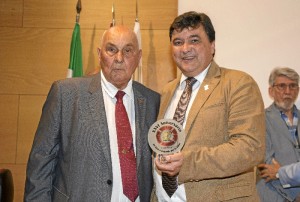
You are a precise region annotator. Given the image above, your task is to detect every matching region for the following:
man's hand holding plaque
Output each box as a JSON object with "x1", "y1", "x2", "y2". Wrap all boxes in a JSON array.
[{"x1": 148, "y1": 119, "x2": 186, "y2": 176}]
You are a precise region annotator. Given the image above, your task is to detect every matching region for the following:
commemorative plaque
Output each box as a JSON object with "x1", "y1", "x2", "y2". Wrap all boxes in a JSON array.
[{"x1": 148, "y1": 119, "x2": 186, "y2": 154}]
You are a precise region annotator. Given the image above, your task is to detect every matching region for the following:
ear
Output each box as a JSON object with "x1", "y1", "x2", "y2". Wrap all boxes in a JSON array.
[
  {"x1": 138, "y1": 49, "x2": 142, "y2": 62},
  {"x1": 210, "y1": 41, "x2": 215, "y2": 55}
]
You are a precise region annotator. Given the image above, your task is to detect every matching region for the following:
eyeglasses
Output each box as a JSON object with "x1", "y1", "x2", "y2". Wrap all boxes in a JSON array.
[{"x1": 273, "y1": 83, "x2": 299, "y2": 91}]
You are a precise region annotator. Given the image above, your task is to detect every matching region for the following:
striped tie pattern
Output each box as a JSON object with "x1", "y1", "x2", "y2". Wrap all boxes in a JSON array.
[{"x1": 162, "y1": 77, "x2": 197, "y2": 197}]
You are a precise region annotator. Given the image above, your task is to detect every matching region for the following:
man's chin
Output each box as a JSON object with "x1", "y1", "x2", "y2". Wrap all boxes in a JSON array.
[{"x1": 275, "y1": 101, "x2": 294, "y2": 111}]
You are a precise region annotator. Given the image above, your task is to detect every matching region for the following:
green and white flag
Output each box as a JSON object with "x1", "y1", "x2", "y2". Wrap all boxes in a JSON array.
[{"x1": 67, "y1": 23, "x2": 83, "y2": 78}]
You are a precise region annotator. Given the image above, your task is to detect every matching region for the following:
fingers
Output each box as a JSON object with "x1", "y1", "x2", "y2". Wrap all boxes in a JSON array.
[
  {"x1": 272, "y1": 158, "x2": 281, "y2": 167},
  {"x1": 257, "y1": 163, "x2": 267, "y2": 170},
  {"x1": 257, "y1": 162, "x2": 279, "y2": 182},
  {"x1": 155, "y1": 153, "x2": 183, "y2": 176}
]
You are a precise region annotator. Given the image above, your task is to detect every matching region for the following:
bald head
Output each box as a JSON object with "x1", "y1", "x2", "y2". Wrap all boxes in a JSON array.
[
  {"x1": 97, "y1": 25, "x2": 142, "y2": 90},
  {"x1": 101, "y1": 25, "x2": 139, "y2": 49}
]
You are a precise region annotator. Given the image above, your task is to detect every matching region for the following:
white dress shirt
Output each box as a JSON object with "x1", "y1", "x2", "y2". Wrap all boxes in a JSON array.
[
  {"x1": 100, "y1": 72, "x2": 139, "y2": 202},
  {"x1": 154, "y1": 65, "x2": 210, "y2": 202}
]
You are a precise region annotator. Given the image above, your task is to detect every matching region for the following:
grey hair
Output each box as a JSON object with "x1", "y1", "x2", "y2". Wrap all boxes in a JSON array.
[{"x1": 268, "y1": 67, "x2": 299, "y2": 86}]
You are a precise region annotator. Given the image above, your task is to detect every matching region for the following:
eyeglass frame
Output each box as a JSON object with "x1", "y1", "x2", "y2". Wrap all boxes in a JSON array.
[{"x1": 273, "y1": 83, "x2": 299, "y2": 91}]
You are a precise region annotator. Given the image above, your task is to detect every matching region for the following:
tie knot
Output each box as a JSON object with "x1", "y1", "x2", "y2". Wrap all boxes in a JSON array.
[
  {"x1": 115, "y1": 91, "x2": 125, "y2": 101},
  {"x1": 186, "y1": 77, "x2": 197, "y2": 87}
]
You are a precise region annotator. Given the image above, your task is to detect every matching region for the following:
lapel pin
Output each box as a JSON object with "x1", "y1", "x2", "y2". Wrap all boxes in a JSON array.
[{"x1": 204, "y1": 85, "x2": 209, "y2": 91}]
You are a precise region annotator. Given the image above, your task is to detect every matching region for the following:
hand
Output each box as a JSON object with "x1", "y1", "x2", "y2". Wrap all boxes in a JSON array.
[
  {"x1": 257, "y1": 158, "x2": 281, "y2": 182},
  {"x1": 155, "y1": 153, "x2": 184, "y2": 176}
]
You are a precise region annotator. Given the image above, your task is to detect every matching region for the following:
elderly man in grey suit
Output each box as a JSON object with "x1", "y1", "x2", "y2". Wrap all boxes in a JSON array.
[
  {"x1": 257, "y1": 67, "x2": 300, "y2": 202},
  {"x1": 24, "y1": 25, "x2": 160, "y2": 202}
]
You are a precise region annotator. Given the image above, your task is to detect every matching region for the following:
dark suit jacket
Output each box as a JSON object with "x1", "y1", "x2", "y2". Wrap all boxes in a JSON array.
[
  {"x1": 153, "y1": 61, "x2": 265, "y2": 202},
  {"x1": 24, "y1": 73, "x2": 160, "y2": 202}
]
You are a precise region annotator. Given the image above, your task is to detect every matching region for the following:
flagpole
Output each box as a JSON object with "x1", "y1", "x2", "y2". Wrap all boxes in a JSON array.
[
  {"x1": 76, "y1": 0, "x2": 81, "y2": 23},
  {"x1": 135, "y1": 0, "x2": 138, "y2": 22},
  {"x1": 133, "y1": 0, "x2": 143, "y2": 83},
  {"x1": 111, "y1": 3, "x2": 115, "y2": 27},
  {"x1": 66, "y1": 0, "x2": 83, "y2": 78}
]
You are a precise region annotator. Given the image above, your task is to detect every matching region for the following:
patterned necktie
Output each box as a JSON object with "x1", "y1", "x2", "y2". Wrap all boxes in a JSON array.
[
  {"x1": 162, "y1": 77, "x2": 197, "y2": 197},
  {"x1": 115, "y1": 91, "x2": 139, "y2": 202}
]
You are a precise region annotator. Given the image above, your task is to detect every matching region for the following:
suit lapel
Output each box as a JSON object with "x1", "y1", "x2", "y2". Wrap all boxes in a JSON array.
[
  {"x1": 185, "y1": 61, "x2": 221, "y2": 137},
  {"x1": 268, "y1": 104, "x2": 296, "y2": 144},
  {"x1": 158, "y1": 78, "x2": 180, "y2": 120},
  {"x1": 88, "y1": 74, "x2": 112, "y2": 171},
  {"x1": 133, "y1": 84, "x2": 147, "y2": 169}
]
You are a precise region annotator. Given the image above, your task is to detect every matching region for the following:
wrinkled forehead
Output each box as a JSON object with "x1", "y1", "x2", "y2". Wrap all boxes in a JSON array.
[
  {"x1": 102, "y1": 27, "x2": 138, "y2": 48},
  {"x1": 275, "y1": 75, "x2": 298, "y2": 84}
]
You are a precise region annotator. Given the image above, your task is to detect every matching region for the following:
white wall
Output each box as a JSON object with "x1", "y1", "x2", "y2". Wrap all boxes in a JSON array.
[{"x1": 178, "y1": 0, "x2": 300, "y2": 108}]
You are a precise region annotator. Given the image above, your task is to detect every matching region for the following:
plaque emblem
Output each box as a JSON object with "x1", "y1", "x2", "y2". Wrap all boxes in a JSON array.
[{"x1": 148, "y1": 119, "x2": 185, "y2": 154}]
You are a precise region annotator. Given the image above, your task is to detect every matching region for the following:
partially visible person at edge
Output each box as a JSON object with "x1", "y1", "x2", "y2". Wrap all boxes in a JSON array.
[
  {"x1": 151, "y1": 11, "x2": 265, "y2": 202},
  {"x1": 257, "y1": 67, "x2": 300, "y2": 202},
  {"x1": 261, "y1": 159, "x2": 300, "y2": 189},
  {"x1": 24, "y1": 25, "x2": 160, "y2": 202}
]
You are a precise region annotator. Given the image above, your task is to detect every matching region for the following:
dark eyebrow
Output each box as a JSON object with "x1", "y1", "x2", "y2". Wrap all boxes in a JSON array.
[
  {"x1": 189, "y1": 34, "x2": 200, "y2": 38},
  {"x1": 172, "y1": 37, "x2": 183, "y2": 42}
]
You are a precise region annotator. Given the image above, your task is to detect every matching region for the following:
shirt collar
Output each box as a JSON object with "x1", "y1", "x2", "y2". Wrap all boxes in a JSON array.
[
  {"x1": 100, "y1": 71, "x2": 134, "y2": 100},
  {"x1": 179, "y1": 63, "x2": 211, "y2": 87}
]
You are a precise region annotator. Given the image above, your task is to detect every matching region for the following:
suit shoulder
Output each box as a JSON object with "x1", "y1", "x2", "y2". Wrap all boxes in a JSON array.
[
  {"x1": 218, "y1": 67, "x2": 259, "y2": 88},
  {"x1": 55, "y1": 74, "x2": 94, "y2": 86},
  {"x1": 133, "y1": 81, "x2": 160, "y2": 97},
  {"x1": 219, "y1": 67, "x2": 254, "y2": 80},
  {"x1": 51, "y1": 75, "x2": 95, "y2": 96}
]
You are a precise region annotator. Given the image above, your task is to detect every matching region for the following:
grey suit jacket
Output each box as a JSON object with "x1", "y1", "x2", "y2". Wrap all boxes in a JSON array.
[
  {"x1": 153, "y1": 61, "x2": 265, "y2": 201},
  {"x1": 257, "y1": 103, "x2": 300, "y2": 202},
  {"x1": 24, "y1": 73, "x2": 160, "y2": 202}
]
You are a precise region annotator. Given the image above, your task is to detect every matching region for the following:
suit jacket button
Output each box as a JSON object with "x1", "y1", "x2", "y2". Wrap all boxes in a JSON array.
[{"x1": 107, "y1": 180, "x2": 112, "y2": 185}]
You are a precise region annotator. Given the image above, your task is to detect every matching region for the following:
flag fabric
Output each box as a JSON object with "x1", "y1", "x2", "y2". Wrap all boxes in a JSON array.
[
  {"x1": 67, "y1": 23, "x2": 83, "y2": 78},
  {"x1": 133, "y1": 21, "x2": 143, "y2": 83}
]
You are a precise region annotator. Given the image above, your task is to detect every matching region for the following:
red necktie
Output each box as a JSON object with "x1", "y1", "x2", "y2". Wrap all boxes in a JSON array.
[
  {"x1": 162, "y1": 77, "x2": 197, "y2": 197},
  {"x1": 115, "y1": 91, "x2": 139, "y2": 202}
]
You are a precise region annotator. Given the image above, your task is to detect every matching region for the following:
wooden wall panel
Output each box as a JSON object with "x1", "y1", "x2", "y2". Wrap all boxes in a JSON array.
[
  {"x1": 0, "y1": 0, "x2": 23, "y2": 27},
  {"x1": 0, "y1": 28, "x2": 175, "y2": 95},
  {"x1": 23, "y1": 0, "x2": 177, "y2": 30},
  {"x1": 16, "y1": 95, "x2": 46, "y2": 164},
  {"x1": 141, "y1": 29, "x2": 176, "y2": 92},
  {"x1": 0, "y1": 95, "x2": 18, "y2": 163},
  {"x1": 0, "y1": 27, "x2": 102, "y2": 95},
  {"x1": 0, "y1": 0, "x2": 178, "y2": 201},
  {"x1": 0, "y1": 28, "x2": 69, "y2": 95}
]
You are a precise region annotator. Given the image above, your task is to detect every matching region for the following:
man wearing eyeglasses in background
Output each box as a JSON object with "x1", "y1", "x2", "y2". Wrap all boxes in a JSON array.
[{"x1": 257, "y1": 67, "x2": 300, "y2": 202}]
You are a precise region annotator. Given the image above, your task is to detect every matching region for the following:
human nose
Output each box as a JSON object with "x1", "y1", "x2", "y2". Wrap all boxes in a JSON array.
[
  {"x1": 114, "y1": 50, "x2": 124, "y2": 63},
  {"x1": 283, "y1": 86, "x2": 292, "y2": 94},
  {"x1": 182, "y1": 42, "x2": 191, "y2": 53}
]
